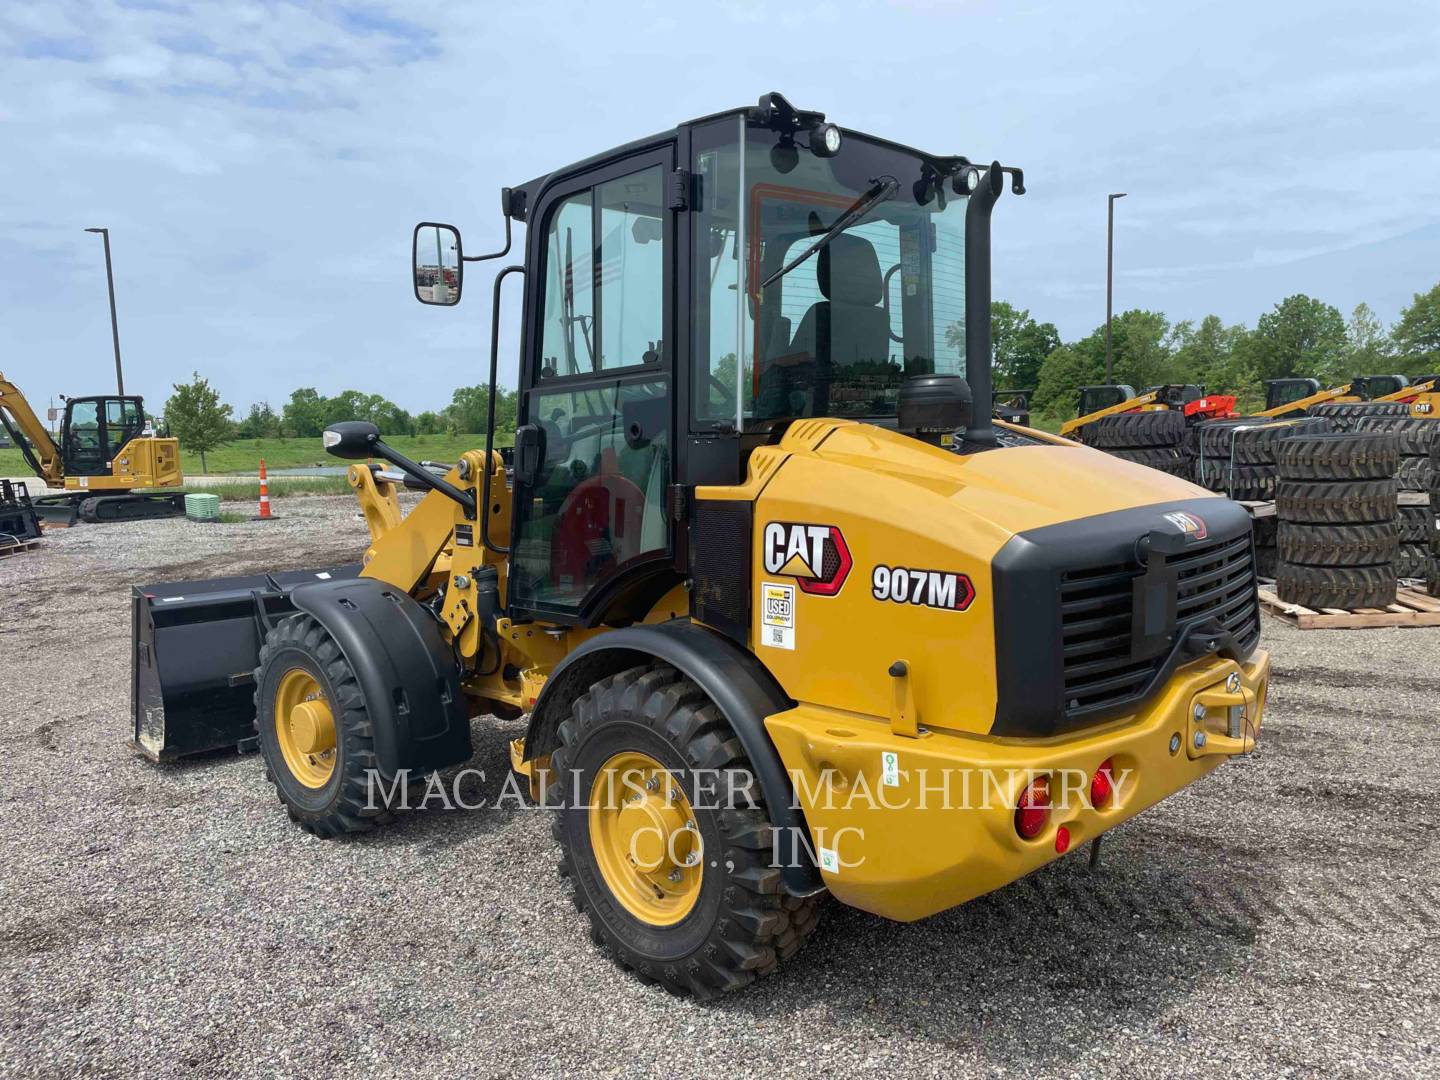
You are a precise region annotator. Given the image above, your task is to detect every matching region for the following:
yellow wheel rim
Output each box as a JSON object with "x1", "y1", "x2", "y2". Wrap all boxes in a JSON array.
[
  {"x1": 588, "y1": 751, "x2": 702, "y2": 926},
  {"x1": 274, "y1": 667, "x2": 336, "y2": 789}
]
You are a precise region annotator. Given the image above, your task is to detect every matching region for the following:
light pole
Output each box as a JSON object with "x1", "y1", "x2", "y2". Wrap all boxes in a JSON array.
[
  {"x1": 1105, "y1": 193, "x2": 1126, "y2": 385},
  {"x1": 84, "y1": 227, "x2": 125, "y2": 395}
]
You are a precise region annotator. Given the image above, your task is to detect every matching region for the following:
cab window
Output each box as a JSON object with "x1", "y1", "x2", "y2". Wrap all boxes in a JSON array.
[{"x1": 539, "y1": 167, "x2": 665, "y2": 379}]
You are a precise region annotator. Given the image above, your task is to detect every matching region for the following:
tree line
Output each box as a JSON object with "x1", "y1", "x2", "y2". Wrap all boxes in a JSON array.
[
  {"x1": 996, "y1": 280, "x2": 1440, "y2": 424},
  {"x1": 160, "y1": 381, "x2": 522, "y2": 470},
  {"x1": 160, "y1": 279, "x2": 1440, "y2": 467}
]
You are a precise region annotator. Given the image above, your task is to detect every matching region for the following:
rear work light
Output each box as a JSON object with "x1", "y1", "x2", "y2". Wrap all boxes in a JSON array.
[
  {"x1": 1014, "y1": 775, "x2": 1051, "y2": 839},
  {"x1": 1090, "y1": 759, "x2": 1114, "y2": 809}
]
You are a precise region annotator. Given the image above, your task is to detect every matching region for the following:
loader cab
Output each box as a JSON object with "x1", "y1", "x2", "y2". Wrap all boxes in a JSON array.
[
  {"x1": 1354, "y1": 374, "x2": 1408, "y2": 400},
  {"x1": 1075, "y1": 385, "x2": 1137, "y2": 416},
  {"x1": 1264, "y1": 378, "x2": 1321, "y2": 411},
  {"x1": 60, "y1": 394, "x2": 145, "y2": 476},
  {"x1": 414, "y1": 93, "x2": 1020, "y2": 626}
]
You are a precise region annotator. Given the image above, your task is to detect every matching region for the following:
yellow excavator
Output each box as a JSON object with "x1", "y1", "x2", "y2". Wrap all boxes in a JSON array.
[
  {"x1": 130, "y1": 93, "x2": 1268, "y2": 998},
  {"x1": 0, "y1": 371, "x2": 184, "y2": 524}
]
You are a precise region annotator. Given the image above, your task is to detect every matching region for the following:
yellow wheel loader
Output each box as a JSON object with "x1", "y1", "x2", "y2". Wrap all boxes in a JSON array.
[
  {"x1": 131, "y1": 93, "x2": 1269, "y2": 997},
  {"x1": 0, "y1": 372, "x2": 184, "y2": 524}
]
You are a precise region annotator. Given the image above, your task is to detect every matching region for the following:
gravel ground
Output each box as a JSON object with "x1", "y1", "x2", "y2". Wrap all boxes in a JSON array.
[{"x1": 2, "y1": 498, "x2": 1437, "y2": 1078}]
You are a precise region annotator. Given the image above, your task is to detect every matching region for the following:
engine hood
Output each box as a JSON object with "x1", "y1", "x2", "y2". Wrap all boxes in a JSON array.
[{"x1": 800, "y1": 421, "x2": 1214, "y2": 539}]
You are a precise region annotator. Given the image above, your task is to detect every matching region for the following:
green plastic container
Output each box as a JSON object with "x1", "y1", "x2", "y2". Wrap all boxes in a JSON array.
[{"x1": 184, "y1": 492, "x2": 221, "y2": 522}]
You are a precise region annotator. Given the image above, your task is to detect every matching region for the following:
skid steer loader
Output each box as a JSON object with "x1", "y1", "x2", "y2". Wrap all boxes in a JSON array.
[{"x1": 131, "y1": 93, "x2": 1269, "y2": 997}]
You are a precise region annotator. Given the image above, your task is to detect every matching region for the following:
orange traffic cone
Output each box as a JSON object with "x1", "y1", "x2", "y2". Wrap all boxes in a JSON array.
[{"x1": 258, "y1": 459, "x2": 272, "y2": 519}]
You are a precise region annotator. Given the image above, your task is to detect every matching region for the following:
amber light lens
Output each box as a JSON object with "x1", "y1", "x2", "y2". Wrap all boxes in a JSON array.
[
  {"x1": 1091, "y1": 759, "x2": 1114, "y2": 809},
  {"x1": 1014, "y1": 775, "x2": 1052, "y2": 839}
]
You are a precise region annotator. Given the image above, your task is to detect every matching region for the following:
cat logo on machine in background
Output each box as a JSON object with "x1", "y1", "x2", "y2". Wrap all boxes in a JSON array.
[{"x1": 762, "y1": 522, "x2": 853, "y2": 596}]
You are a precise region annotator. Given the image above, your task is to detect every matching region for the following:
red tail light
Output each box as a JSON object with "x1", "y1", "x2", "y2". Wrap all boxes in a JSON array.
[
  {"x1": 1091, "y1": 759, "x2": 1114, "y2": 808},
  {"x1": 1014, "y1": 775, "x2": 1051, "y2": 839}
]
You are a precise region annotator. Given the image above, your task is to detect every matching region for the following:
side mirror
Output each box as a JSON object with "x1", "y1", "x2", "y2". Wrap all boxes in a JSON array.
[
  {"x1": 413, "y1": 223, "x2": 463, "y2": 306},
  {"x1": 322, "y1": 421, "x2": 380, "y2": 460}
]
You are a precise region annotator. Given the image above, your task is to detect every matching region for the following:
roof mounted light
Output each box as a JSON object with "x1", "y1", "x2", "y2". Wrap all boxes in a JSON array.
[
  {"x1": 954, "y1": 166, "x2": 981, "y2": 194},
  {"x1": 812, "y1": 122, "x2": 842, "y2": 157}
]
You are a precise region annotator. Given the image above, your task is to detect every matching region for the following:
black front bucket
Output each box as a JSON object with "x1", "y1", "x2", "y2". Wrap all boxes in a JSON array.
[{"x1": 131, "y1": 564, "x2": 362, "y2": 762}]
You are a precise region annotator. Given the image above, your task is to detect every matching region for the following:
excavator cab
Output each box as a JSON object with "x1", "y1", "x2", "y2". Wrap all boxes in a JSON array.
[{"x1": 59, "y1": 395, "x2": 146, "y2": 477}]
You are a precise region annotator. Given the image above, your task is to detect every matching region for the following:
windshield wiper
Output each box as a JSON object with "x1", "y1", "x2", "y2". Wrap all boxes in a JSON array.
[{"x1": 758, "y1": 175, "x2": 900, "y2": 291}]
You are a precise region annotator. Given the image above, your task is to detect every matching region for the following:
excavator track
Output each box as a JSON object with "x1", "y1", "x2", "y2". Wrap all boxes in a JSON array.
[
  {"x1": 33, "y1": 491, "x2": 186, "y2": 525},
  {"x1": 80, "y1": 492, "x2": 187, "y2": 523}
]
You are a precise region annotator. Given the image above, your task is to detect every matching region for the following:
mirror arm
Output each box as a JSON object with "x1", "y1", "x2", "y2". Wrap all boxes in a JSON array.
[
  {"x1": 462, "y1": 189, "x2": 516, "y2": 263},
  {"x1": 370, "y1": 441, "x2": 476, "y2": 514},
  {"x1": 482, "y1": 264, "x2": 526, "y2": 555}
]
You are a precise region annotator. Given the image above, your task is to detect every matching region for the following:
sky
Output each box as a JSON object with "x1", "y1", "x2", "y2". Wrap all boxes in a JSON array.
[{"x1": 2, "y1": 0, "x2": 1438, "y2": 418}]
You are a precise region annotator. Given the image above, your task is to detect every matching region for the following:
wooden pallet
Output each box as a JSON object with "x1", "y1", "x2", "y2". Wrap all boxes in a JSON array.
[
  {"x1": 1258, "y1": 586, "x2": 1440, "y2": 629},
  {"x1": 1239, "y1": 492, "x2": 1429, "y2": 520},
  {"x1": 0, "y1": 538, "x2": 41, "y2": 559}
]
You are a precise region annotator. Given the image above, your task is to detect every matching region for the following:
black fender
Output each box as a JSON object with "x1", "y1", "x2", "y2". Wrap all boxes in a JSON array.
[
  {"x1": 523, "y1": 620, "x2": 822, "y2": 896},
  {"x1": 289, "y1": 578, "x2": 471, "y2": 777}
]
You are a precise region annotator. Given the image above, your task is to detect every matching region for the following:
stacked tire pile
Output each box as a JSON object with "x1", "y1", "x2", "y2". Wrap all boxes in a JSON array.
[
  {"x1": 1274, "y1": 431, "x2": 1400, "y2": 609},
  {"x1": 1431, "y1": 436, "x2": 1440, "y2": 598},
  {"x1": 1189, "y1": 416, "x2": 1335, "y2": 501},
  {"x1": 1351, "y1": 415, "x2": 1437, "y2": 582},
  {"x1": 1077, "y1": 411, "x2": 1190, "y2": 477},
  {"x1": 1307, "y1": 400, "x2": 1410, "y2": 430}
]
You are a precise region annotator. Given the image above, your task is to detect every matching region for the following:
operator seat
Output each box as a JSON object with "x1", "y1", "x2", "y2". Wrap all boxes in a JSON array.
[{"x1": 789, "y1": 234, "x2": 891, "y2": 405}]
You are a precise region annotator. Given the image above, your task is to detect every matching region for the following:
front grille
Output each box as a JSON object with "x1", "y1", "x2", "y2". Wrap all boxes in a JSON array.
[{"x1": 1059, "y1": 532, "x2": 1259, "y2": 717}]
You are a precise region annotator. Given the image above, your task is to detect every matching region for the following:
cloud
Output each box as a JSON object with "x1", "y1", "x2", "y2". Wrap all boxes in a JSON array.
[{"x1": 0, "y1": 0, "x2": 1436, "y2": 424}]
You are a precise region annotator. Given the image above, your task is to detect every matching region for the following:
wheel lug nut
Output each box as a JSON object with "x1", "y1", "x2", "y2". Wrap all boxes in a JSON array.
[
  {"x1": 668, "y1": 868, "x2": 681, "y2": 882},
  {"x1": 645, "y1": 776, "x2": 660, "y2": 792}
]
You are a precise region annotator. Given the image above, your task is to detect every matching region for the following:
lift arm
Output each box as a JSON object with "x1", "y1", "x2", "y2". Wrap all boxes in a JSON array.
[
  {"x1": 1059, "y1": 389, "x2": 1160, "y2": 438},
  {"x1": 1376, "y1": 378, "x2": 1437, "y2": 403},
  {"x1": 0, "y1": 372, "x2": 63, "y2": 485}
]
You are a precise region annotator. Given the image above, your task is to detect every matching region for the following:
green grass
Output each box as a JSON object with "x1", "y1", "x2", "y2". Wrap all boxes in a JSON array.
[
  {"x1": 0, "y1": 432, "x2": 512, "y2": 478},
  {"x1": 184, "y1": 477, "x2": 354, "y2": 501}
]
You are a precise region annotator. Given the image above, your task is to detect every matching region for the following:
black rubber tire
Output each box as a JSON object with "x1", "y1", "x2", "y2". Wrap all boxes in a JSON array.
[
  {"x1": 1397, "y1": 456, "x2": 1433, "y2": 493},
  {"x1": 1194, "y1": 460, "x2": 1278, "y2": 500},
  {"x1": 1081, "y1": 410, "x2": 1186, "y2": 449},
  {"x1": 1109, "y1": 446, "x2": 1191, "y2": 475},
  {"x1": 1427, "y1": 553, "x2": 1440, "y2": 598},
  {"x1": 1275, "y1": 563, "x2": 1397, "y2": 609},
  {"x1": 1277, "y1": 521, "x2": 1399, "y2": 567},
  {"x1": 1397, "y1": 504, "x2": 1436, "y2": 545},
  {"x1": 254, "y1": 614, "x2": 391, "y2": 837},
  {"x1": 1352, "y1": 416, "x2": 1440, "y2": 456},
  {"x1": 1277, "y1": 431, "x2": 1400, "y2": 481},
  {"x1": 1397, "y1": 543, "x2": 1428, "y2": 581},
  {"x1": 1432, "y1": 437, "x2": 1440, "y2": 498},
  {"x1": 1193, "y1": 417, "x2": 1333, "y2": 465},
  {"x1": 1308, "y1": 401, "x2": 1410, "y2": 430},
  {"x1": 550, "y1": 663, "x2": 822, "y2": 999},
  {"x1": 1275, "y1": 479, "x2": 1397, "y2": 525}
]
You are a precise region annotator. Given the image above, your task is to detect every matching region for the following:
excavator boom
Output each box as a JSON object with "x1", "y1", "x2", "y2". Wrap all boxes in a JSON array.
[{"x1": 0, "y1": 372, "x2": 64, "y2": 485}]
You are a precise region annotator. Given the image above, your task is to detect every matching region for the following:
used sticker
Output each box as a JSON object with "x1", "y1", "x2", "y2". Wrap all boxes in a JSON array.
[{"x1": 760, "y1": 581, "x2": 795, "y2": 650}]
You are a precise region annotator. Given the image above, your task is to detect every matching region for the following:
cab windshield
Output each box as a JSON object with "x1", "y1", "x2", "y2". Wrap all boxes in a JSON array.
[{"x1": 691, "y1": 116, "x2": 968, "y2": 430}]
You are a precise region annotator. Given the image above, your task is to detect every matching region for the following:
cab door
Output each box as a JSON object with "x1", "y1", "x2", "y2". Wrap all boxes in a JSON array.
[{"x1": 508, "y1": 147, "x2": 677, "y2": 624}]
